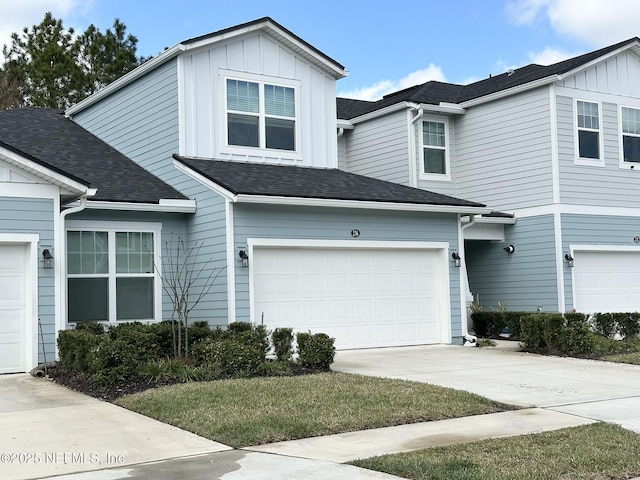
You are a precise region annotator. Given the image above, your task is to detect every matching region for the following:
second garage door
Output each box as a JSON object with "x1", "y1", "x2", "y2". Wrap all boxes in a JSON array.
[
  {"x1": 0, "y1": 244, "x2": 28, "y2": 374},
  {"x1": 252, "y1": 246, "x2": 448, "y2": 349}
]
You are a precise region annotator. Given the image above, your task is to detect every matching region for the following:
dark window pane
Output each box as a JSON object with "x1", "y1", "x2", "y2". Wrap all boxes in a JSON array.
[
  {"x1": 265, "y1": 117, "x2": 295, "y2": 150},
  {"x1": 68, "y1": 278, "x2": 108, "y2": 322},
  {"x1": 116, "y1": 277, "x2": 154, "y2": 320},
  {"x1": 578, "y1": 130, "x2": 599, "y2": 159},
  {"x1": 623, "y1": 136, "x2": 640, "y2": 163},
  {"x1": 424, "y1": 148, "x2": 446, "y2": 174},
  {"x1": 228, "y1": 113, "x2": 259, "y2": 147}
]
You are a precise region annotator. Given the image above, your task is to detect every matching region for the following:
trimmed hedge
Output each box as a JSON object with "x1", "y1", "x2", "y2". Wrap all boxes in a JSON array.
[
  {"x1": 296, "y1": 332, "x2": 336, "y2": 370},
  {"x1": 471, "y1": 310, "x2": 527, "y2": 338}
]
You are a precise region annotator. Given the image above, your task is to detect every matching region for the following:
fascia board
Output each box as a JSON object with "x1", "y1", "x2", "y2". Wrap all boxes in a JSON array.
[
  {"x1": 173, "y1": 158, "x2": 237, "y2": 201},
  {"x1": 81, "y1": 199, "x2": 196, "y2": 213},
  {"x1": 460, "y1": 75, "x2": 560, "y2": 108}
]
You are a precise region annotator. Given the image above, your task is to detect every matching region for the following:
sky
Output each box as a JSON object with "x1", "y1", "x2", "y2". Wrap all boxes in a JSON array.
[{"x1": 2, "y1": 0, "x2": 640, "y2": 100}]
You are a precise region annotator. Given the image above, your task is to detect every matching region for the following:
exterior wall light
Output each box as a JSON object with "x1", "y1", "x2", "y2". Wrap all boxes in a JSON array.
[
  {"x1": 451, "y1": 251, "x2": 461, "y2": 267},
  {"x1": 239, "y1": 249, "x2": 249, "y2": 267},
  {"x1": 42, "y1": 249, "x2": 53, "y2": 269},
  {"x1": 564, "y1": 253, "x2": 574, "y2": 267},
  {"x1": 503, "y1": 244, "x2": 515, "y2": 254}
]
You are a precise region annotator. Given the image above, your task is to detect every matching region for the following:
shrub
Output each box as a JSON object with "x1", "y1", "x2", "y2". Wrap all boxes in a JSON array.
[
  {"x1": 228, "y1": 321, "x2": 252, "y2": 333},
  {"x1": 272, "y1": 328, "x2": 294, "y2": 361},
  {"x1": 542, "y1": 313, "x2": 565, "y2": 352},
  {"x1": 592, "y1": 313, "x2": 616, "y2": 338},
  {"x1": 74, "y1": 321, "x2": 105, "y2": 335},
  {"x1": 616, "y1": 313, "x2": 640, "y2": 339},
  {"x1": 296, "y1": 332, "x2": 336, "y2": 370},
  {"x1": 520, "y1": 314, "x2": 545, "y2": 350},
  {"x1": 57, "y1": 329, "x2": 100, "y2": 372},
  {"x1": 471, "y1": 311, "x2": 499, "y2": 337},
  {"x1": 563, "y1": 312, "x2": 594, "y2": 354},
  {"x1": 191, "y1": 336, "x2": 264, "y2": 377}
]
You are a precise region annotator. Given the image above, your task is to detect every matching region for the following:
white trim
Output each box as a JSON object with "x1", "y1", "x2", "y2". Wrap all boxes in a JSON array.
[
  {"x1": 571, "y1": 244, "x2": 640, "y2": 253},
  {"x1": 0, "y1": 234, "x2": 39, "y2": 372},
  {"x1": 173, "y1": 158, "x2": 237, "y2": 201},
  {"x1": 553, "y1": 209, "x2": 565, "y2": 312},
  {"x1": 76, "y1": 199, "x2": 197, "y2": 213},
  {"x1": 460, "y1": 75, "x2": 560, "y2": 108},
  {"x1": 418, "y1": 116, "x2": 451, "y2": 182},
  {"x1": 247, "y1": 238, "x2": 452, "y2": 343},
  {"x1": 618, "y1": 104, "x2": 640, "y2": 169},
  {"x1": 549, "y1": 84, "x2": 561, "y2": 204},
  {"x1": 516, "y1": 203, "x2": 640, "y2": 218},
  {"x1": 225, "y1": 200, "x2": 236, "y2": 324},
  {"x1": 177, "y1": 54, "x2": 187, "y2": 157},
  {"x1": 0, "y1": 182, "x2": 60, "y2": 199},
  {"x1": 574, "y1": 98, "x2": 604, "y2": 167},
  {"x1": 406, "y1": 109, "x2": 417, "y2": 188}
]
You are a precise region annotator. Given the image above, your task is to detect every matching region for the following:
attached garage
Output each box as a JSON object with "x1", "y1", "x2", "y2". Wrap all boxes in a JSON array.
[
  {"x1": 250, "y1": 240, "x2": 450, "y2": 349},
  {"x1": 572, "y1": 247, "x2": 640, "y2": 313}
]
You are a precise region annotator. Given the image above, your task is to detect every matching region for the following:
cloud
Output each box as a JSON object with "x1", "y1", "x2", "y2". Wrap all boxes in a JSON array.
[
  {"x1": 0, "y1": 0, "x2": 91, "y2": 53},
  {"x1": 506, "y1": 0, "x2": 640, "y2": 46},
  {"x1": 338, "y1": 64, "x2": 446, "y2": 101},
  {"x1": 527, "y1": 46, "x2": 576, "y2": 65}
]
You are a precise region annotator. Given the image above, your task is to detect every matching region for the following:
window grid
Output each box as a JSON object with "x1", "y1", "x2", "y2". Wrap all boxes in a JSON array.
[
  {"x1": 421, "y1": 120, "x2": 447, "y2": 176},
  {"x1": 576, "y1": 100, "x2": 601, "y2": 160}
]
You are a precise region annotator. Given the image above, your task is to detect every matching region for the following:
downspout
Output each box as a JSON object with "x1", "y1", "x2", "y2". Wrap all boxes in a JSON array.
[
  {"x1": 459, "y1": 214, "x2": 476, "y2": 338},
  {"x1": 408, "y1": 104, "x2": 423, "y2": 188}
]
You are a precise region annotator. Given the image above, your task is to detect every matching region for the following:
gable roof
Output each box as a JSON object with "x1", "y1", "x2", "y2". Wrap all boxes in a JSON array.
[
  {"x1": 337, "y1": 37, "x2": 640, "y2": 119},
  {"x1": 0, "y1": 108, "x2": 187, "y2": 204},
  {"x1": 173, "y1": 155, "x2": 486, "y2": 212}
]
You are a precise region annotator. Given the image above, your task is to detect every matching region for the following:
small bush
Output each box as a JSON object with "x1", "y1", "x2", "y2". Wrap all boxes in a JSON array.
[
  {"x1": 543, "y1": 313, "x2": 565, "y2": 352},
  {"x1": 228, "y1": 321, "x2": 252, "y2": 333},
  {"x1": 592, "y1": 313, "x2": 616, "y2": 338},
  {"x1": 563, "y1": 312, "x2": 594, "y2": 354},
  {"x1": 520, "y1": 314, "x2": 545, "y2": 350},
  {"x1": 74, "y1": 321, "x2": 105, "y2": 335},
  {"x1": 616, "y1": 313, "x2": 640, "y2": 339},
  {"x1": 296, "y1": 332, "x2": 336, "y2": 370},
  {"x1": 471, "y1": 311, "x2": 499, "y2": 337},
  {"x1": 272, "y1": 328, "x2": 294, "y2": 361},
  {"x1": 57, "y1": 329, "x2": 100, "y2": 372},
  {"x1": 191, "y1": 337, "x2": 264, "y2": 377}
]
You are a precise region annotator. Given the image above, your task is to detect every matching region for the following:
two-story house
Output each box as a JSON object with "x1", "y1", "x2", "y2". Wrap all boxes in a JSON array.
[
  {"x1": 0, "y1": 17, "x2": 490, "y2": 373},
  {"x1": 337, "y1": 37, "x2": 640, "y2": 316}
]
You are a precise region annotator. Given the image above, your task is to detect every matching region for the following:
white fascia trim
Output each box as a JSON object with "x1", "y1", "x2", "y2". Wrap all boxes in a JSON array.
[
  {"x1": 349, "y1": 102, "x2": 409, "y2": 124},
  {"x1": 349, "y1": 101, "x2": 466, "y2": 125},
  {"x1": 515, "y1": 204, "x2": 640, "y2": 219},
  {"x1": 570, "y1": 244, "x2": 640, "y2": 253},
  {"x1": 463, "y1": 215, "x2": 516, "y2": 225},
  {"x1": 173, "y1": 159, "x2": 237, "y2": 201},
  {"x1": 549, "y1": 84, "x2": 561, "y2": 204},
  {"x1": 66, "y1": 45, "x2": 186, "y2": 116},
  {"x1": 460, "y1": 75, "x2": 560, "y2": 108},
  {"x1": 81, "y1": 199, "x2": 197, "y2": 213},
  {"x1": 556, "y1": 43, "x2": 640, "y2": 82},
  {"x1": 336, "y1": 119, "x2": 354, "y2": 130},
  {"x1": 249, "y1": 237, "x2": 450, "y2": 250},
  {"x1": 235, "y1": 194, "x2": 491, "y2": 214}
]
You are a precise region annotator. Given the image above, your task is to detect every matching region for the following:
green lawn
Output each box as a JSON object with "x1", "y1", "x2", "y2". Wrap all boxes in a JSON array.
[
  {"x1": 116, "y1": 372, "x2": 514, "y2": 448},
  {"x1": 351, "y1": 423, "x2": 640, "y2": 480},
  {"x1": 601, "y1": 352, "x2": 640, "y2": 365}
]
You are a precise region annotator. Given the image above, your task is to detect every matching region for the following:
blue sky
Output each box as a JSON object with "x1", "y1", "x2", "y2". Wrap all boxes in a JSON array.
[{"x1": 3, "y1": 0, "x2": 640, "y2": 100}]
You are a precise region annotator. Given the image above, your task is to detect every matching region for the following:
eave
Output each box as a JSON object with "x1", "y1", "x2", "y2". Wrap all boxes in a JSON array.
[{"x1": 75, "y1": 199, "x2": 197, "y2": 213}]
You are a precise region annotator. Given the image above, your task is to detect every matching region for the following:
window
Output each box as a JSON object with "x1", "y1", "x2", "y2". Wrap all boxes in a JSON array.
[
  {"x1": 226, "y1": 78, "x2": 296, "y2": 151},
  {"x1": 576, "y1": 100, "x2": 601, "y2": 160},
  {"x1": 67, "y1": 226, "x2": 159, "y2": 323},
  {"x1": 421, "y1": 120, "x2": 449, "y2": 178},
  {"x1": 621, "y1": 107, "x2": 640, "y2": 164}
]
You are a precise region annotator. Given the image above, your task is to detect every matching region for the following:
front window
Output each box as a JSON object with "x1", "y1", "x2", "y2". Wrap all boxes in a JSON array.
[
  {"x1": 226, "y1": 79, "x2": 296, "y2": 151},
  {"x1": 421, "y1": 120, "x2": 449, "y2": 178},
  {"x1": 621, "y1": 106, "x2": 640, "y2": 163},
  {"x1": 576, "y1": 100, "x2": 601, "y2": 160},
  {"x1": 67, "y1": 227, "x2": 158, "y2": 323}
]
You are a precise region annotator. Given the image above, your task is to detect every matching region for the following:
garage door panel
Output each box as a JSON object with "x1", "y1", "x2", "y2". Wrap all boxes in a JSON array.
[
  {"x1": 0, "y1": 244, "x2": 28, "y2": 374},
  {"x1": 253, "y1": 246, "x2": 446, "y2": 349}
]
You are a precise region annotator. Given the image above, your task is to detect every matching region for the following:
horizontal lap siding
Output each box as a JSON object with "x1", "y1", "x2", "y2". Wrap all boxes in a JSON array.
[
  {"x1": 232, "y1": 205, "x2": 463, "y2": 337},
  {"x1": 0, "y1": 197, "x2": 55, "y2": 362},
  {"x1": 561, "y1": 214, "x2": 640, "y2": 311},
  {"x1": 344, "y1": 111, "x2": 410, "y2": 186},
  {"x1": 455, "y1": 88, "x2": 553, "y2": 209},
  {"x1": 466, "y1": 215, "x2": 557, "y2": 312}
]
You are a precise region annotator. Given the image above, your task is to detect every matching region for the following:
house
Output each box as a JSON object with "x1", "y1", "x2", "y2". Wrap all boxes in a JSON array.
[
  {"x1": 336, "y1": 37, "x2": 640, "y2": 316},
  {"x1": 1, "y1": 18, "x2": 490, "y2": 374}
]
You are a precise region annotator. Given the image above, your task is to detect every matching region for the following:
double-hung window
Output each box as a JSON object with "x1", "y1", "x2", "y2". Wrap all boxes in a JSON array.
[
  {"x1": 576, "y1": 100, "x2": 601, "y2": 161},
  {"x1": 67, "y1": 224, "x2": 160, "y2": 323},
  {"x1": 621, "y1": 106, "x2": 640, "y2": 164},
  {"x1": 420, "y1": 119, "x2": 449, "y2": 179},
  {"x1": 226, "y1": 78, "x2": 297, "y2": 152}
]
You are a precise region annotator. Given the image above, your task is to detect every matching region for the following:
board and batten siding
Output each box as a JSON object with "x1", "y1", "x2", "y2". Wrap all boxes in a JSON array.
[
  {"x1": 232, "y1": 204, "x2": 464, "y2": 338},
  {"x1": 180, "y1": 32, "x2": 338, "y2": 168},
  {"x1": 556, "y1": 93, "x2": 640, "y2": 207},
  {"x1": 560, "y1": 213, "x2": 640, "y2": 311},
  {"x1": 0, "y1": 196, "x2": 55, "y2": 362},
  {"x1": 466, "y1": 215, "x2": 558, "y2": 312},
  {"x1": 343, "y1": 110, "x2": 410, "y2": 186},
  {"x1": 454, "y1": 87, "x2": 554, "y2": 210}
]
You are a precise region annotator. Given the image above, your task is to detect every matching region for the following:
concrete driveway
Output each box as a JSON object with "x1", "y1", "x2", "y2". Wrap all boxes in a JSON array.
[{"x1": 332, "y1": 343, "x2": 640, "y2": 433}]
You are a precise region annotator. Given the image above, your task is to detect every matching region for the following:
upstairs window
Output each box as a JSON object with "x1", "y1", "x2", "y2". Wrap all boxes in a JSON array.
[
  {"x1": 621, "y1": 106, "x2": 640, "y2": 164},
  {"x1": 576, "y1": 100, "x2": 601, "y2": 160},
  {"x1": 226, "y1": 78, "x2": 296, "y2": 151},
  {"x1": 421, "y1": 120, "x2": 449, "y2": 178}
]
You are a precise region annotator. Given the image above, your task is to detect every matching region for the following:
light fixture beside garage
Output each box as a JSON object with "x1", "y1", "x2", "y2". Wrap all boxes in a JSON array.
[
  {"x1": 451, "y1": 252, "x2": 461, "y2": 267},
  {"x1": 503, "y1": 244, "x2": 515, "y2": 254},
  {"x1": 564, "y1": 253, "x2": 574, "y2": 267},
  {"x1": 239, "y1": 250, "x2": 249, "y2": 267},
  {"x1": 42, "y1": 249, "x2": 53, "y2": 269}
]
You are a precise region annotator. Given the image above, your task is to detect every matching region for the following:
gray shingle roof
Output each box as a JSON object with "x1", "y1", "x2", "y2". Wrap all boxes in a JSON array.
[
  {"x1": 338, "y1": 37, "x2": 640, "y2": 119},
  {"x1": 0, "y1": 108, "x2": 187, "y2": 203},
  {"x1": 174, "y1": 155, "x2": 485, "y2": 208}
]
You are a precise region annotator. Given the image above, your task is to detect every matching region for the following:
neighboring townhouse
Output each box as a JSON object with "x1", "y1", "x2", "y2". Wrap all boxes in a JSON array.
[{"x1": 337, "y1": 37, "x2": 640, "y2": 315}]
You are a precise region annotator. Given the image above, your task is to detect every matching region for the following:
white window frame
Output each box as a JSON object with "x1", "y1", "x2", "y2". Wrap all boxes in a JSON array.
[
  {"x1": 419, "y1": 116, "x2": 451, "y2": 181},
  {"x1": 220, "y1": 69, "x2": 301, "y2": 160},
  {"x1": 619, "y1": 105, "x2": 640, "y2": 169},
  {"x1": 574, "y1": 99, "x2": 604, "y2": 167},
  {"x1": 65, "y1": 220, "x2": 162, "y2": 325}
]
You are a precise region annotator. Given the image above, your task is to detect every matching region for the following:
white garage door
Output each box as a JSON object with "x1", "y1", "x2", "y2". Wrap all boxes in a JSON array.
[
  {"x1": 0, "y1": 244, "x2": 28, "y2": 373},
  {"x1": 252, "y1": 247, "x2": 447, "y2": 349},
  {"x1": 573, "y1": 250, "x2": 640, "y2": 312}
]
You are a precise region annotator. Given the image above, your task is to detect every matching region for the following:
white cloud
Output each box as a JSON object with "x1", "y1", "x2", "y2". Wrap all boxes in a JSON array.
[
  {"x1": 0, "y1": 0, "x2": 91, "y2": 54},
  {"x1": 527, "y1": 46, "x2": 575, "y2": 65},
  {"x1": 338, "y1": 64, "x2": 446, "y2": 101},
  {"x1": 506, "y1": 0, "x2": 640, "y2": 46}
]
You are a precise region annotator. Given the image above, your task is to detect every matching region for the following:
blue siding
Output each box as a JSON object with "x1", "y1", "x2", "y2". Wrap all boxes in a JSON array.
[
  {"x1": 561, "y1": 213, "x2": 640, "y2": 310},
  {"x1": 233, "y1": 204, "x2": 463, "y2": 338},
  {"x1": 0, "y1": 197, "x2": 55, "y2": 362},
  {"x1": 466, "y1": 215, "x2": 558, "y2": 312}
]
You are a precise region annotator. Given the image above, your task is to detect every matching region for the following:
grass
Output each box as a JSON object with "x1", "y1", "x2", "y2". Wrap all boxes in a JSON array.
[
  {"x1": 351, "y1": 423, "x2": 640, "y2": 480},
  {"x1": 601, "y1": 351, "x2": 640, "y2": 365},
  {"x1": 115, "y1": 372, "x2": 514, "y2": 448}
]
